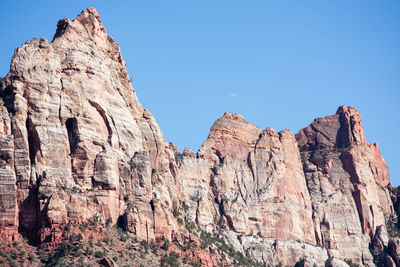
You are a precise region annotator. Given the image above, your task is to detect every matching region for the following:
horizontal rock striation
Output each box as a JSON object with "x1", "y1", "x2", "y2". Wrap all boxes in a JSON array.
[
  {"x1": 0, "y1": 8, "x2": 181, "y2": 245},
  {"x1": 0, "y1": 7, "x2": 398, "y2": 267},
  {"x1": 296, "y1": 106, "x2": 393, "y2": 265}
]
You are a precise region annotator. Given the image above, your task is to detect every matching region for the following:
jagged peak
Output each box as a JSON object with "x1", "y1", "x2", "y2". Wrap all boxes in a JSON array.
[
  {"x1": 220, "y1": 112, "x2": 247, "y2": 122},
  {"x1": 258, "y1": 127, "x2": 278, "y2": 139},
  {"x1": 296, "y1": 106, "x2": 367, "y2": 151},
  {"x1": 199, "y1": 113, "x2": 301, "y2": 162},
  {"x1": 208, "y1": 112, "x2": 261, "y2": 138},
  {"x1": 198, "y1": 112, "x2": 262, "y2": 163},
  {"x1": 263, "y1": 126, "x2": 277, "y2": 134},
  {"x1": 336, "y1": 105, "x2": 360, "y2": 116},
  {"x1": 335, "y1": 105, "x2": 366, "y2": 147},
  {"x1": 74, "y1": 7, "x2": 106, "y2": 35},
  {"x1": 79, "y1": 7, "x2": 101, "y2": 18},
  {"x1": 52, "y1": 7, "x2": 108, "y2": 44}
]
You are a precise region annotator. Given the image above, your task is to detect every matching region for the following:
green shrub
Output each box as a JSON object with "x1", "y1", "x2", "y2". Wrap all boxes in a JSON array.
[
  {"x1": 89, "y1": 215, "x2": 99, "y2": 226},
  {"x1": 161, "y1": 239, "x2": 170, "y2": 251},
  {"x1": 85, "y1": 247, "x2": 94, "y2": 256},
  {"x1": 10, "y1": 250, "x2": 18, "y2": 260},
  {"x1": 150, "y1": 240, "x2": 159, "y2": 255},
  {"x1": 160, "y1": 251, "x2": 180, "y2": 267},
  {"x1": 181, "y1": 201, "x2": 189, "y2": 213},
  {"x1": 88, "y1": 237, "x2": 94, "y2": 248},
  {"x1": 140, "y1": 240, "x2": 149, "y2": 254},
  {"x1": 94, "y1": 250, "x2": 104, "y2": 258},
  {"x1": 172, "y1": 209, "x2": 180, "y2": 218},
  {"x1": 119, "y1": 234, "x2": 129, "y2": 242},
  {"x1": 20, "y1": 250, "x2": 26, "y2": 258},
  {"x1": 80, "y1": 222, "x2": 89, "y2": 231},
  {"x1": 28, "y1": 254, "x2": 36, "y2": 262},
  {"x1": 38, "y1": 249, "x2": 47, "y2": 262},
  {"x1": 386, "y1": 215, "x2": 400, "y2": 238},
  {"x1": 189, "y1": 261, "x2": 201, "y2": 267},
  {"x1": 183, "y1": 255, "x2": 189, "y2": 264},
  {"x1": 173, "y1": 238, "x2": 191, "y2": 252},
  {"x1": 103, "y1": 237, "x2": 111, "y2": 245},
  {"x1": 9, "y1": 259, "x2": 18, "y2": 267},
  {"x1": 64, "y1": 221, "x2": 72, "y2": 233},
  {"x1": 185, "y1": 219, "x2": 196, "y2": 233}
]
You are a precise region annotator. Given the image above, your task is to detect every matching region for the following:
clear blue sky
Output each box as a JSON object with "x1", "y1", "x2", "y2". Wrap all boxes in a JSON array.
[{"x1": 1, "y1": 1, "x2": 399, "y2": 185}]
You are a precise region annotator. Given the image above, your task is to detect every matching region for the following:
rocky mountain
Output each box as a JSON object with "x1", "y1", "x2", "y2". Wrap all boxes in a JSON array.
[{"x1": 0, "y1": 7, "x2": 399, "y2": 267}]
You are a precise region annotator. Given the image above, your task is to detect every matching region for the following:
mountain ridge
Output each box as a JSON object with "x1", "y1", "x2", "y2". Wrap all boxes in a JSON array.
[{"x1": 0, "y1": 8, "x2": 398, "y2": 267}]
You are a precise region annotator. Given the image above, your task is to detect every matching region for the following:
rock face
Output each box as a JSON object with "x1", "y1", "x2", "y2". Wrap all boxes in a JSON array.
[
  {"x1": 0, "y1": 7, "x2": 398, "y2": 266},
  {"x1": 0, "y1": 8, "x2": 180, "y2": 244},
  {"x1": 296, "y1": 106, "x2": 393, "y2": 264},
  {"x1": 197, "y1": 113, "x2": 315, "y2": 243}
]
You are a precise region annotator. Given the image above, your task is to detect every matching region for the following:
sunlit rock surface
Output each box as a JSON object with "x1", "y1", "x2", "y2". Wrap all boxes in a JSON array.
[{"x1": 0, "y1": 7, "x2": 397, "y2": 266}]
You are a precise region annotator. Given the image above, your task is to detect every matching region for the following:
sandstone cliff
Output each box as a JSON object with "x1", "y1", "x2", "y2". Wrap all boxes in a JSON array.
[
  {"x1": 0, "y1": 8, "x2": 398, "y2": 267},
  {"x1": 0, "y1": 7, "x2": 182, "y2": 245}
]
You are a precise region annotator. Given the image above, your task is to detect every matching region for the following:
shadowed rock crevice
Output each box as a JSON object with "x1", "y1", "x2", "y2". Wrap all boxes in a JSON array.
[
  {"x1": 146, "y1": 122, "x2": 159, "y2": 167},
  {"x1": 0, "y1": 85, "x2": 15, "y2": 114},
  {"x1": 340, "y1": 151, "x2": 360, "y2": 184},
  {"x1": 65, "y1": 117, "x2": 79, "y2": 155},
  {"x1": 26, "y1": 118, "x2": 41, "y2": 166},
  {"x1": 18, "y1": 176, "x2": 41, "y2": 245},
  {"x1": 336, "y1": 107, "x2": 357, "y2": 148},
  {"x1": 88, "y1": 100, "x2": 112, "y2": 146},
  {"x1": 150, "y1": 199, "x2": 156, "y2": 235}
]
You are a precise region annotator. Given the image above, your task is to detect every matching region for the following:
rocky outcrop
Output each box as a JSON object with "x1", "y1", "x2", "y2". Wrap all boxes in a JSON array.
[
  {"x1": 0, "y1": 7, "x2": 397, "y2": 267},
  {"x1": 296, "y1": 106, "x2": 393, "y2": 265},
  {"x1": 195, "y1": 113, "x2": 315, "y2": 244},
  {"x1": 0, "y1": 8, "x2": 181, "y2": 245},
  {"x1": 180, "y1": 105, "x2": 396, "y2": 266},
  {"x1": 178, "y1": 113, "x2": 324, "y2": 265}
]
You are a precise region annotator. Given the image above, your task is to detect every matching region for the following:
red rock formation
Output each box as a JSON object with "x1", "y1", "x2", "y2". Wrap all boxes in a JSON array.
[
  {"x1": 0, "y1": 8, "x2": 180, "y2": 245},
  {"x1": 0, "y1": 8, "x2": 397, "y2": 267},
  {"x1": 296, "y1": 106, "x2": 393, "y2": 264},
  {"x1": 198, "y1": 113, "x2": 315, "y2": 243},
  {"x1": 198, "y1": 112, "x2": 262, "y2": 163}
]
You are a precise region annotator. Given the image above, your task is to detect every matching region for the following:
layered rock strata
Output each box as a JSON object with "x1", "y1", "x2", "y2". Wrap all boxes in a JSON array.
[
  {"x1": 0, "y1": 8, "x2": 397, "y2": 266},
  {"x1": 0, "y1": 8, "x2": 181, "y2": 245}
]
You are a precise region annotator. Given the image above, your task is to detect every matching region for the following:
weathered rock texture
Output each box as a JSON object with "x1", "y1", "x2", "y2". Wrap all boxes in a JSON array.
[
  {"x1": 0, "y1": 8, "x2": 181, "y2": 245},
  {"x1": 296, "y1": 106, "x2": 393, "y2": 265},
  {"x1": 296, "y1": 107, "x2": 393, "y2": 263},
  {"x1": 0, "y1": 7, "x2": 397, "y2": 267}
]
